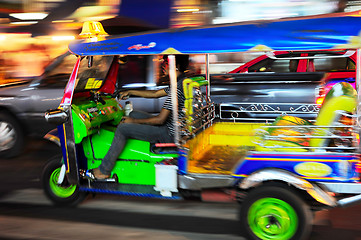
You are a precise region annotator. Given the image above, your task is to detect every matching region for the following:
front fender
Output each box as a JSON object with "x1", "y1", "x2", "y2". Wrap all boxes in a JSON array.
[{"x1": 239, "y1": 168, "x2": 337, "y2": 207}]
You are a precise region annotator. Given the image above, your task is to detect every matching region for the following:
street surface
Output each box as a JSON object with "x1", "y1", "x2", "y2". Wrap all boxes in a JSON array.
[{"x1": 0, "y1": 137, "x2": 360, "y2": 240}]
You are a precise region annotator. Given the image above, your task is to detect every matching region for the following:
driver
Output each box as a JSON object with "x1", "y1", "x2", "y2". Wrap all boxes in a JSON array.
[{"x1": 86, "y1": 55, "x2": 189, "y2": 180}]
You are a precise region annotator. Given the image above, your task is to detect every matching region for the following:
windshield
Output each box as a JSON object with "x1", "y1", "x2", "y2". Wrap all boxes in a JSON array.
[{"x1": 75, "y1": 56, "x2": 114, "y2": 92}]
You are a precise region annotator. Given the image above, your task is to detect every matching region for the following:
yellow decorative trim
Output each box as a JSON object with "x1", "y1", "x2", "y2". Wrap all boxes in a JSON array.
[
  {"x1": 232, "y1": 174, "x2": 248, "y2": 178},
  {"x1": 161, "y1": 48, "x2": 182, "y2": 54},
  {"x1": 334, "y1": 35, "x2": 361, "y2": 49},
  {"x1": 249, "y1": 44, "x2": 274, "y2": 52},
  {"x1": 61, "y1": 125, "x2": 71, "y2": 174}
]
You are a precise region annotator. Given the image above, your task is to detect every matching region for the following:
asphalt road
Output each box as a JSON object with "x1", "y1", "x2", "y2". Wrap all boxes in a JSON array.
[{"x1": 0, "y1": 137, "x2": 360, "y2": 240}]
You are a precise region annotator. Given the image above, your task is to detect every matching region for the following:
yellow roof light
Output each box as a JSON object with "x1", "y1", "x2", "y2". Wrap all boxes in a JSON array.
[{"x1": 79, "y1": 21, "x2": 108, "y2": 39}]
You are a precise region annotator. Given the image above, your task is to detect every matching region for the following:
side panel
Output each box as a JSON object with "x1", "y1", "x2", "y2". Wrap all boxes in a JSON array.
[
  {"x1": 233, "y1": 152, "x2": 360, "y2": 183},
  {"x1": 83, "y1": 128, "x2": 177, "y2": 185}
]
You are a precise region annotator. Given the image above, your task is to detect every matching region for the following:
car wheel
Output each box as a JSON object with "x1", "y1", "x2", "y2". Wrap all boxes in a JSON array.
[
  {"x1": 239, "y1": 184, "x2": 312, "y2": 240},
  {"x1": 0, "y1": 112, "x2": 24, "y2": 158},
  {"x1": 42, "y1": 155, "x2": 88, "y2": 207}
]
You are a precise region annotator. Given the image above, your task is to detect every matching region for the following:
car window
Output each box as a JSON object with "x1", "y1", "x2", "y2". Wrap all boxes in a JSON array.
[
  {"x1": 38, "y1": 54, "x2": 77, "y2": 89},
  {"x1": 312, "y1": 56, "x2": 355, "y2": 72},
  {"x1": 46, "y1": 54, "x2": 77, "y2": 77},
  {"x1": 248, "y1": 58, "x2": 299, "y2": 73},
  {"x1": 117, "y1": 55, "x2": 148, "y2": 89}
]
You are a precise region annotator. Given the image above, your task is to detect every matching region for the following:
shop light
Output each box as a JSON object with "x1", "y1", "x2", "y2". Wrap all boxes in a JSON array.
[
  {"x1": 52, "y1": 36, "x2": 76, "y2": 41},
  {"x1": 52, "y1": 20, "x2": 74, "y2": 23},
  {"x1": 177, "y1": 8, "x2": 200, "y2": 13},
  {"x1": 10, "y1": 21, "x2": 38, "y2": 25},
  {"x1": 10, "y1": 12, "x2": 48, "y2": 20}
]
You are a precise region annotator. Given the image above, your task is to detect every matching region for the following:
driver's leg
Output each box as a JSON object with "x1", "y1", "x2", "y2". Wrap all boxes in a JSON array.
[
  {"x1": 129, "y1": 110, "x2": 153, "y2": 119},
  {"x1": 96, "y1": 123, "x2": 171, "y2": 178},
  {"x1": 98, "y1": 131, "x2": 127, "y2": 177},
  {"x1": 120, "y1": 123, "x2": 171, "y2": 143}
]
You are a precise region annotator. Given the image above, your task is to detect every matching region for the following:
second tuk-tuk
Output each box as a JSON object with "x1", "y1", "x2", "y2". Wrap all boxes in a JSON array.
[{"x1": 42, "y1": 14, "x2": 361, "y2": 240}]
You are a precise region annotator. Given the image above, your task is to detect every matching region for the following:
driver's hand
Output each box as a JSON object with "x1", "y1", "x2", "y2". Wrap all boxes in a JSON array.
[
  {"x1": 119, "y1": 91, "x2": 130, "y2": 100},
  {"x1": 121, "y1": 116, "x2": 133, "y2": 123}
]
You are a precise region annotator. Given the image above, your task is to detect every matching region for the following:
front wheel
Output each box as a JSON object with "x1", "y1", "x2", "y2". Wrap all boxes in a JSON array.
[
  {"x1": 0, "y1": 112, "x2": 24, "y2": 158},
  {"x1": 239, "y1": 184, "x2": 312, "y2": 240},
  {"x1": 42, "y1": 155, "x2": 87, "y2": 206}
]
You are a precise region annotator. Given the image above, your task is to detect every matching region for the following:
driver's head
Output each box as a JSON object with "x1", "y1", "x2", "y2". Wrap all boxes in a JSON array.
[
  {"x1": 175, "y1": 55, "x2": 189, "y2": 73},
  {"x1": 161, "y1": 55, "x2": 190, "y2": 74}
]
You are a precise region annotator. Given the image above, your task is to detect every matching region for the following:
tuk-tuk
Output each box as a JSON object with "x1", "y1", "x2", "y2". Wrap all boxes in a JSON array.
[{"x1": 42, "y1": 13, "x2": 361, "y2": 240}]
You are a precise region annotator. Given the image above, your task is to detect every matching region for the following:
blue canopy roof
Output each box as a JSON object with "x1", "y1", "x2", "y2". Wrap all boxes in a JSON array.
[{"x1": 69, "y1": 12, "x2": 361, "y2": 56}]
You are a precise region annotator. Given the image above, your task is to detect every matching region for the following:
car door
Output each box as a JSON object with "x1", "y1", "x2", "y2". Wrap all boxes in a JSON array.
[{"x1": 25, "y1": 53, "x2": 77, "y2": 136}]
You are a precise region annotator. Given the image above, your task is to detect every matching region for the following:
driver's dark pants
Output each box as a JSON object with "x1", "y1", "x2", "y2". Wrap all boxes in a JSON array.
[{"x1": 98, "y1": 110, "x2": 174, "y2": 175}]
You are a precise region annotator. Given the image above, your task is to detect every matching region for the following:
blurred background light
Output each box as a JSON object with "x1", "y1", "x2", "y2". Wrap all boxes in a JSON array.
[
  {"x1": 10, "y1": 21, "x2": 38, "y2": 25},
  {"x1": 9, "y1": 12, "x2": 48, "y2": 20},
  {"x1": 51, "y1": 35, "x2": 75, "y2": 41},
  {"x1": 176, "y1": 8, "x2": 200, "y2": 13},
  {"x1": 67, "y1": 5, "x2": 113, "y2": 22},
  {"x1": 1, "y1": 0, "x2": 361, "y2": 81}
]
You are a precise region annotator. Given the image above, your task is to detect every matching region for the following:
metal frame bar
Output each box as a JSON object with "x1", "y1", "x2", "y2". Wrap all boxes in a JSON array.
[
  {"x1": 266, "y1": 50, "x2": 355, "y2": 60},
  {"x1": 168, "y1": 55, "x2": 180, "y2": 146},
  {"x1": 356, "y1": 49, "x2": 361, "y2": 152}
]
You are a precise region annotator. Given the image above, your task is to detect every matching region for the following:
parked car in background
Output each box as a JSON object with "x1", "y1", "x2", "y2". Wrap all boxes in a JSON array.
[
  {"x1": 229, "y1": 50, "x2": 357, "y2": 105},
  {"x1": 230, "y1": 50, "x2": 356, "y2": 75}
]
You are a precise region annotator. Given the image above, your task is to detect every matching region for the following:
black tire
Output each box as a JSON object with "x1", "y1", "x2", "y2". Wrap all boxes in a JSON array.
[
  {"x1": 42, "y1": 155, "x2": 88, "y2": 207},
  {"x1": 0, "y1": 112, "x2": 24, "y2": 158},
  {"x1": 239, "y1": 184, "x2": 312, "y2": 240}
]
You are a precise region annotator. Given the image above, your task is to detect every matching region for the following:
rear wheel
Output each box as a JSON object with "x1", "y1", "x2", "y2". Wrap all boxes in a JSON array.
[
  {"x1": 0, "y1": 112, "x2": 24, "y2": 158},
  {"x1": 239, "y1": 184, "x2": 312, "y2": 240},
  {"x1": 42, "y1": 155, "x2": 87, "y2": 206}
]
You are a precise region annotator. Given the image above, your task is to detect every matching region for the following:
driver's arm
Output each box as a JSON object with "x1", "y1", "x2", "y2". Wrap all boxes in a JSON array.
[
  {"x1": 119, "y1": 89, "x2": 167, "y2": 99},
  {"x1": 122, "y1": 108, "x2": 170, "y2": 125}
]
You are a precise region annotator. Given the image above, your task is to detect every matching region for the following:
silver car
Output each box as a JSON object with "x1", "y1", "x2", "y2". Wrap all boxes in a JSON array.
[{"x1": 0, "y1": 52, "x2": 77, "y2": 158}]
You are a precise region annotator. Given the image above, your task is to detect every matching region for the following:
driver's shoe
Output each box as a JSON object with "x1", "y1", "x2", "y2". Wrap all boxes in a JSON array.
[{"x1": 86, "y1": 168, "x2": 111, "y2": 181}]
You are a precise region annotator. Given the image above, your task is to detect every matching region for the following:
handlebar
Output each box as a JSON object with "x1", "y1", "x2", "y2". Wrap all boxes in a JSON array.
[{"x1": 91, "y1": 89, "x2": 128, "y2": 104}]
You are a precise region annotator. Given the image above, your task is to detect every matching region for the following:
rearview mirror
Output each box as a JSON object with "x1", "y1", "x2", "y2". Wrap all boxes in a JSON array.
[{"x1": 87, "y1": 56, "x2": 93, "y2": 68}]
